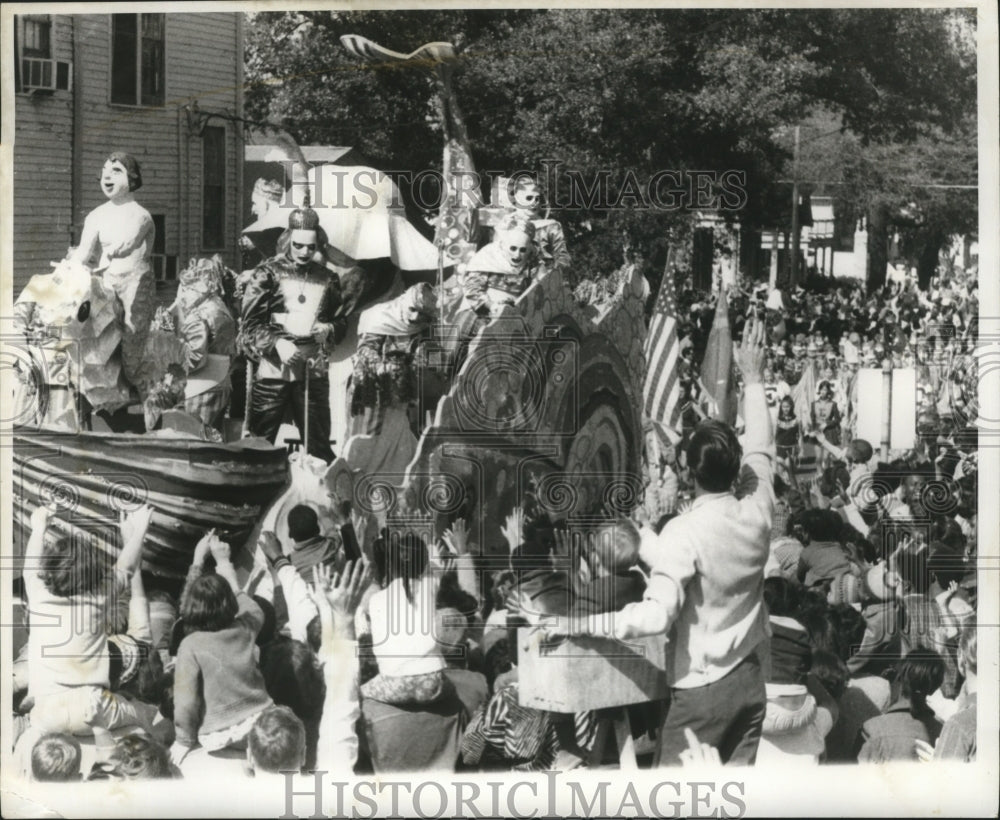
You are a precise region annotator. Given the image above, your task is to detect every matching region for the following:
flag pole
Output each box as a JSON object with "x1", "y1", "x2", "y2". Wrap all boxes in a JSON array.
[
  {"x1": 880, "y1": 358, "x2": 893, "y2": 460},
  {"x1": 340, "y1": 35, "x2": 479, "y2": 340}
]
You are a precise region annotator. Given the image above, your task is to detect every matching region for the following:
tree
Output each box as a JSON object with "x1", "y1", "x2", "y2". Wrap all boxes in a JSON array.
[
  {"x1": 830, "y1": 115, "x2": 978, "y2": 290},
  {"x1": 245, "y1": 8, "x2": 977, "y2": 289}
]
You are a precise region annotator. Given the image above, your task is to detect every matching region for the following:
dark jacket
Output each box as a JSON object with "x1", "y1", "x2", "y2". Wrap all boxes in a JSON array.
[{"x1": 857, "y1": 698, "x2": 942, "y2": 763}]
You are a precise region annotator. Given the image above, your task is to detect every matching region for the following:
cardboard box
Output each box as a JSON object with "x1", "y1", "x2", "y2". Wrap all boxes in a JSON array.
[{"x1": 517, "y1": 630, "x2": 668, "y2": 712}]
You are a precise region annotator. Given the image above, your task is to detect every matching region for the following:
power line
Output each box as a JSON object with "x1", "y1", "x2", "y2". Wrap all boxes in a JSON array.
[{"x1": 777, "y1": 180, "x2": 977, "y2": 189}]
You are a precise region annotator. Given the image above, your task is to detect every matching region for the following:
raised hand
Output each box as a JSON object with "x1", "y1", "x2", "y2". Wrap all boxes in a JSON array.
[
  {"x1": 30, "y1": 503, "x2": 53, "y2": 533},
  {"x1": 258, "y1": 530, "x2": 283, "y2": 564},
  {"x1": 427, "y1": 538, "x2": 457, "y2": 574},
  {"x1": 553, "y1": 528, "x2": 573, "y2": 562},
  {"x1": 119, "y1": 504, "x2": 155, "y2": 547},
  {"x1": 208, "y1": 533, "x2": 231, "y2": 565},
  {"x1": 735, "y1": 316, "x2": 767, "y2": 386},
  {"x1": 244, "y1": 562, "x2": 269, "y2": 597},
  {"x1": 502, "y1": 508, "x2": 525, "y2": 554},
  {"x1": 328, "y1": 560, "x2": 370, "y2": 623},
  {"x1": 118, "y1": 504, "x2": 155, "y2": 573},
  {"x1": 441, "y1": 517, "x2": 470, "y2": 556},
  {"x1": 193, "y1": 529, "x2": 216, "y2": 567},
  {"x1": 309, "y1": 560, "x2": 370, "y2": 645}
]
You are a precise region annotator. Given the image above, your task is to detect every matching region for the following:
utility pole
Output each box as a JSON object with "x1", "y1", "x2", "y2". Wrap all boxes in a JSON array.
[{"x1": 790, "y1": 124, "x2": 801, "y2": 288}]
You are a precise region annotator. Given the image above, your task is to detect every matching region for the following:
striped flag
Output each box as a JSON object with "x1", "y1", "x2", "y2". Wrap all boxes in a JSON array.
[
  {"x1": 340, "y1": 34, "x2": 479, "y2": 269},
  {"x1": 643, "y1": 266, "x2": 682, "y2": 429},
  {"x1": 700, "y1": 288, "x2": 738, "y2": 425}
]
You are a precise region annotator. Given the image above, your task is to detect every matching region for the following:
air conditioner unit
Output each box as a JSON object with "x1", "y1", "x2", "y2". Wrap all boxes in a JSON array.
[{"x1": 21, "y1": 58, "x2": 72, "y2": 94}]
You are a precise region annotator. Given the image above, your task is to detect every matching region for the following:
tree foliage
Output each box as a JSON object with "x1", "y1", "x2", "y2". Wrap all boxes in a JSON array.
[{"x1": 245, "y1": 8, "x2": 977, "y2": 287}]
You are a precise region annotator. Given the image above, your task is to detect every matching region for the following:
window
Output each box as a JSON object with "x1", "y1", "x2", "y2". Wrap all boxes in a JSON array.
[
  {"x1": 15, "y1": 15, "x2": 56, "y2": 94},
  {"x1": 22, "y1": 16, "x2": 51, "y2": 57},
  {"x1": 111, "y1": 13, "x2": 164, "y2": 106},
  {"x1": 202, "y1": 126, "x2": 226, "y2": 250},
  {"x1": 150, "y1": 215, "x2": 177, "y2": 281}
]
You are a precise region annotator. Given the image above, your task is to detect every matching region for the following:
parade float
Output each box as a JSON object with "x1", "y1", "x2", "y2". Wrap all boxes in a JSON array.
[{"x1": 10, "y1": 37, "x2": 646, "y2": 583}]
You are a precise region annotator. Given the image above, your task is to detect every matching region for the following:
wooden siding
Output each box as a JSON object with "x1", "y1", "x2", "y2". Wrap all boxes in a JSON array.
[
  {"x1": 12, "y1": 12, "x2": 242, "y2": 300},
  {"x1": 12, "y1": 17, "x2": 75, "y2": 291}
]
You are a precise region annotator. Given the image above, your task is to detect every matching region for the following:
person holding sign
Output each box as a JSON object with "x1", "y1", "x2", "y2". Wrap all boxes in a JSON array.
[{"x1": 544, "y1": 316, "x2": 774, "y2": 766}]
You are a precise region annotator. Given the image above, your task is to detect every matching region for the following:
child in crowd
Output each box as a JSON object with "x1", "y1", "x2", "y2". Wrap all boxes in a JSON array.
[
  {"x1": 286, "y1": 504, "x2": 346, "y2": 581},
  {"x1": 842, "y1": 563, "x2": 905, "y2": 679},
  {"x1": 86, "y1": 733, "x2": 175, "y2": 780},
  {"x1": 811, "y1": 381, "x2": 842, "y2": 447},
  {"x1": 571, "y1": 518, "x2": 647, "y2": 616},
  {"x1": 362, "y1": 530, "x2": 447, "y2": 706},
  {"x1": 857, "y1": 648, "x2": 945, "y2": 762},
  {"x1": 793, "y1": 509, "x2": 861, "y2": 593},
  {"x1": 814, "y1": 435, "x2": 875, "y2": 527},
  {"x1": 917, "y1": 624, "x2": 977, "y2": 762},
  {"x1": 757, "y1": 578, "x2": 838, "y2": 765},
  {"x1": 775, "y1": 396, "x2": 801, "y2": 470},
  {"x1": 23, "y1": 504, "x2": 157, "y2": 736},
  {"x1": 30, "y1": 734, "x2": 82, "y2": 782},
  {"x1": 170, "y1": 531, "x2": 274, "y2": 765}
]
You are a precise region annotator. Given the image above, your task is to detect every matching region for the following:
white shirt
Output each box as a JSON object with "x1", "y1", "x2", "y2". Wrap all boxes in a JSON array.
[
  {"x1": 366, "y1": 576, "x2": 445, "y2": 678},
  {"x1": 588, "y1": 384, "x2": 775, "y2": 689}
]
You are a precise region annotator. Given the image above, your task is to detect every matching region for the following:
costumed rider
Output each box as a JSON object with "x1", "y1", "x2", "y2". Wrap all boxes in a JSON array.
[
  {"x1": 238, "y1": 178, "x2": 286, "y2": 284},
  {"x1": 144, "y1": 256, "x2": 237, "y2": 436},
  {"x1": 13, "y1": 256, "x2": 127, "y2": 431},
  {"x1": 70, "y1": 152, "x2": 156, "y2": 407},
  {"x1": 238, "y1": 204, "x2": 347, "y2": 462},
  {"x1": 509, "y1": 176, "x2": 570, "y2": 275},
  {"x1": 461, "y1": 212, "x2": 541, "y2": 318},
  {"x1": 350, "y1": 283, "x2": 438, "y2": 434},
  {"x1": 445, "y1": 211, "x2": 540, "y2": 370}
]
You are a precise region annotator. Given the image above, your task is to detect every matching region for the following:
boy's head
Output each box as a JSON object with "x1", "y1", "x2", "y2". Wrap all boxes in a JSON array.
[
  {"x1": 31, "y1": 733, "x2": 82, "y2": 782},
  {"x1": 287, "y1": 505, "x2": 320, "y2": 544},
  {"x1": 39, "y1": 535, "x2": 106, "y2": 598},
  {"x1": 788, "y1": 508, "x2": 840, "y2": 545},
  {"x1": 847, "y1": 439, "x2": 873, "y2": 465},
  {"x1": 590, "y1": 519, "x2": 641, "y2": 577},
  {"x1": 248, "y1": 705, "x2": 306, "y2": 774}
]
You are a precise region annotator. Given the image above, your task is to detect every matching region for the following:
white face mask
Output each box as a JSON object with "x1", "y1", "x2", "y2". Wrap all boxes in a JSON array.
[
  {"x1": 513, "y1": 186, "x2": 541, "y2": 213},
  {"x1": 100, "y1": 160, "x2": 130, "y2": 200},
  {"x1": 500, "y1": 229, "x2": 531, "y2": 268}
]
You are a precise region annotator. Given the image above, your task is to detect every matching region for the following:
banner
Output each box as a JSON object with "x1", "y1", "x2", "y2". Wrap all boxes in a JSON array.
[{"x1": 855, "y1": 368, "x2": 916, "y2": 453}]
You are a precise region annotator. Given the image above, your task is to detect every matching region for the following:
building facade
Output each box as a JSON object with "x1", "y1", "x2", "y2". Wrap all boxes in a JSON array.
[{"x1": 12, "y1": 11, "x2": 244, "y2": 298}]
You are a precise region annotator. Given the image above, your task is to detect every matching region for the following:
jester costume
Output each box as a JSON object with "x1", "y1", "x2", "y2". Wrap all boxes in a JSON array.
[
  {"x1": 238, "y1": 249, "x2": 346, "y2": 461},
  {"x1": 147, "y1": 257, "x2": 237, "y2": 432}
]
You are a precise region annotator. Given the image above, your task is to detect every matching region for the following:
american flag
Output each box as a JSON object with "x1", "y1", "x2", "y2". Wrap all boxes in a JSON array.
[{"x1": 643, "y1": 267, "x2": 682, "y2": 429}]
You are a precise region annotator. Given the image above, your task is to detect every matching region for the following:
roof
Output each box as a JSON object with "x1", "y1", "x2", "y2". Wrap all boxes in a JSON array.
[{"x1": 244, "y1": 145, "x2": 357, "y2": 163}]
